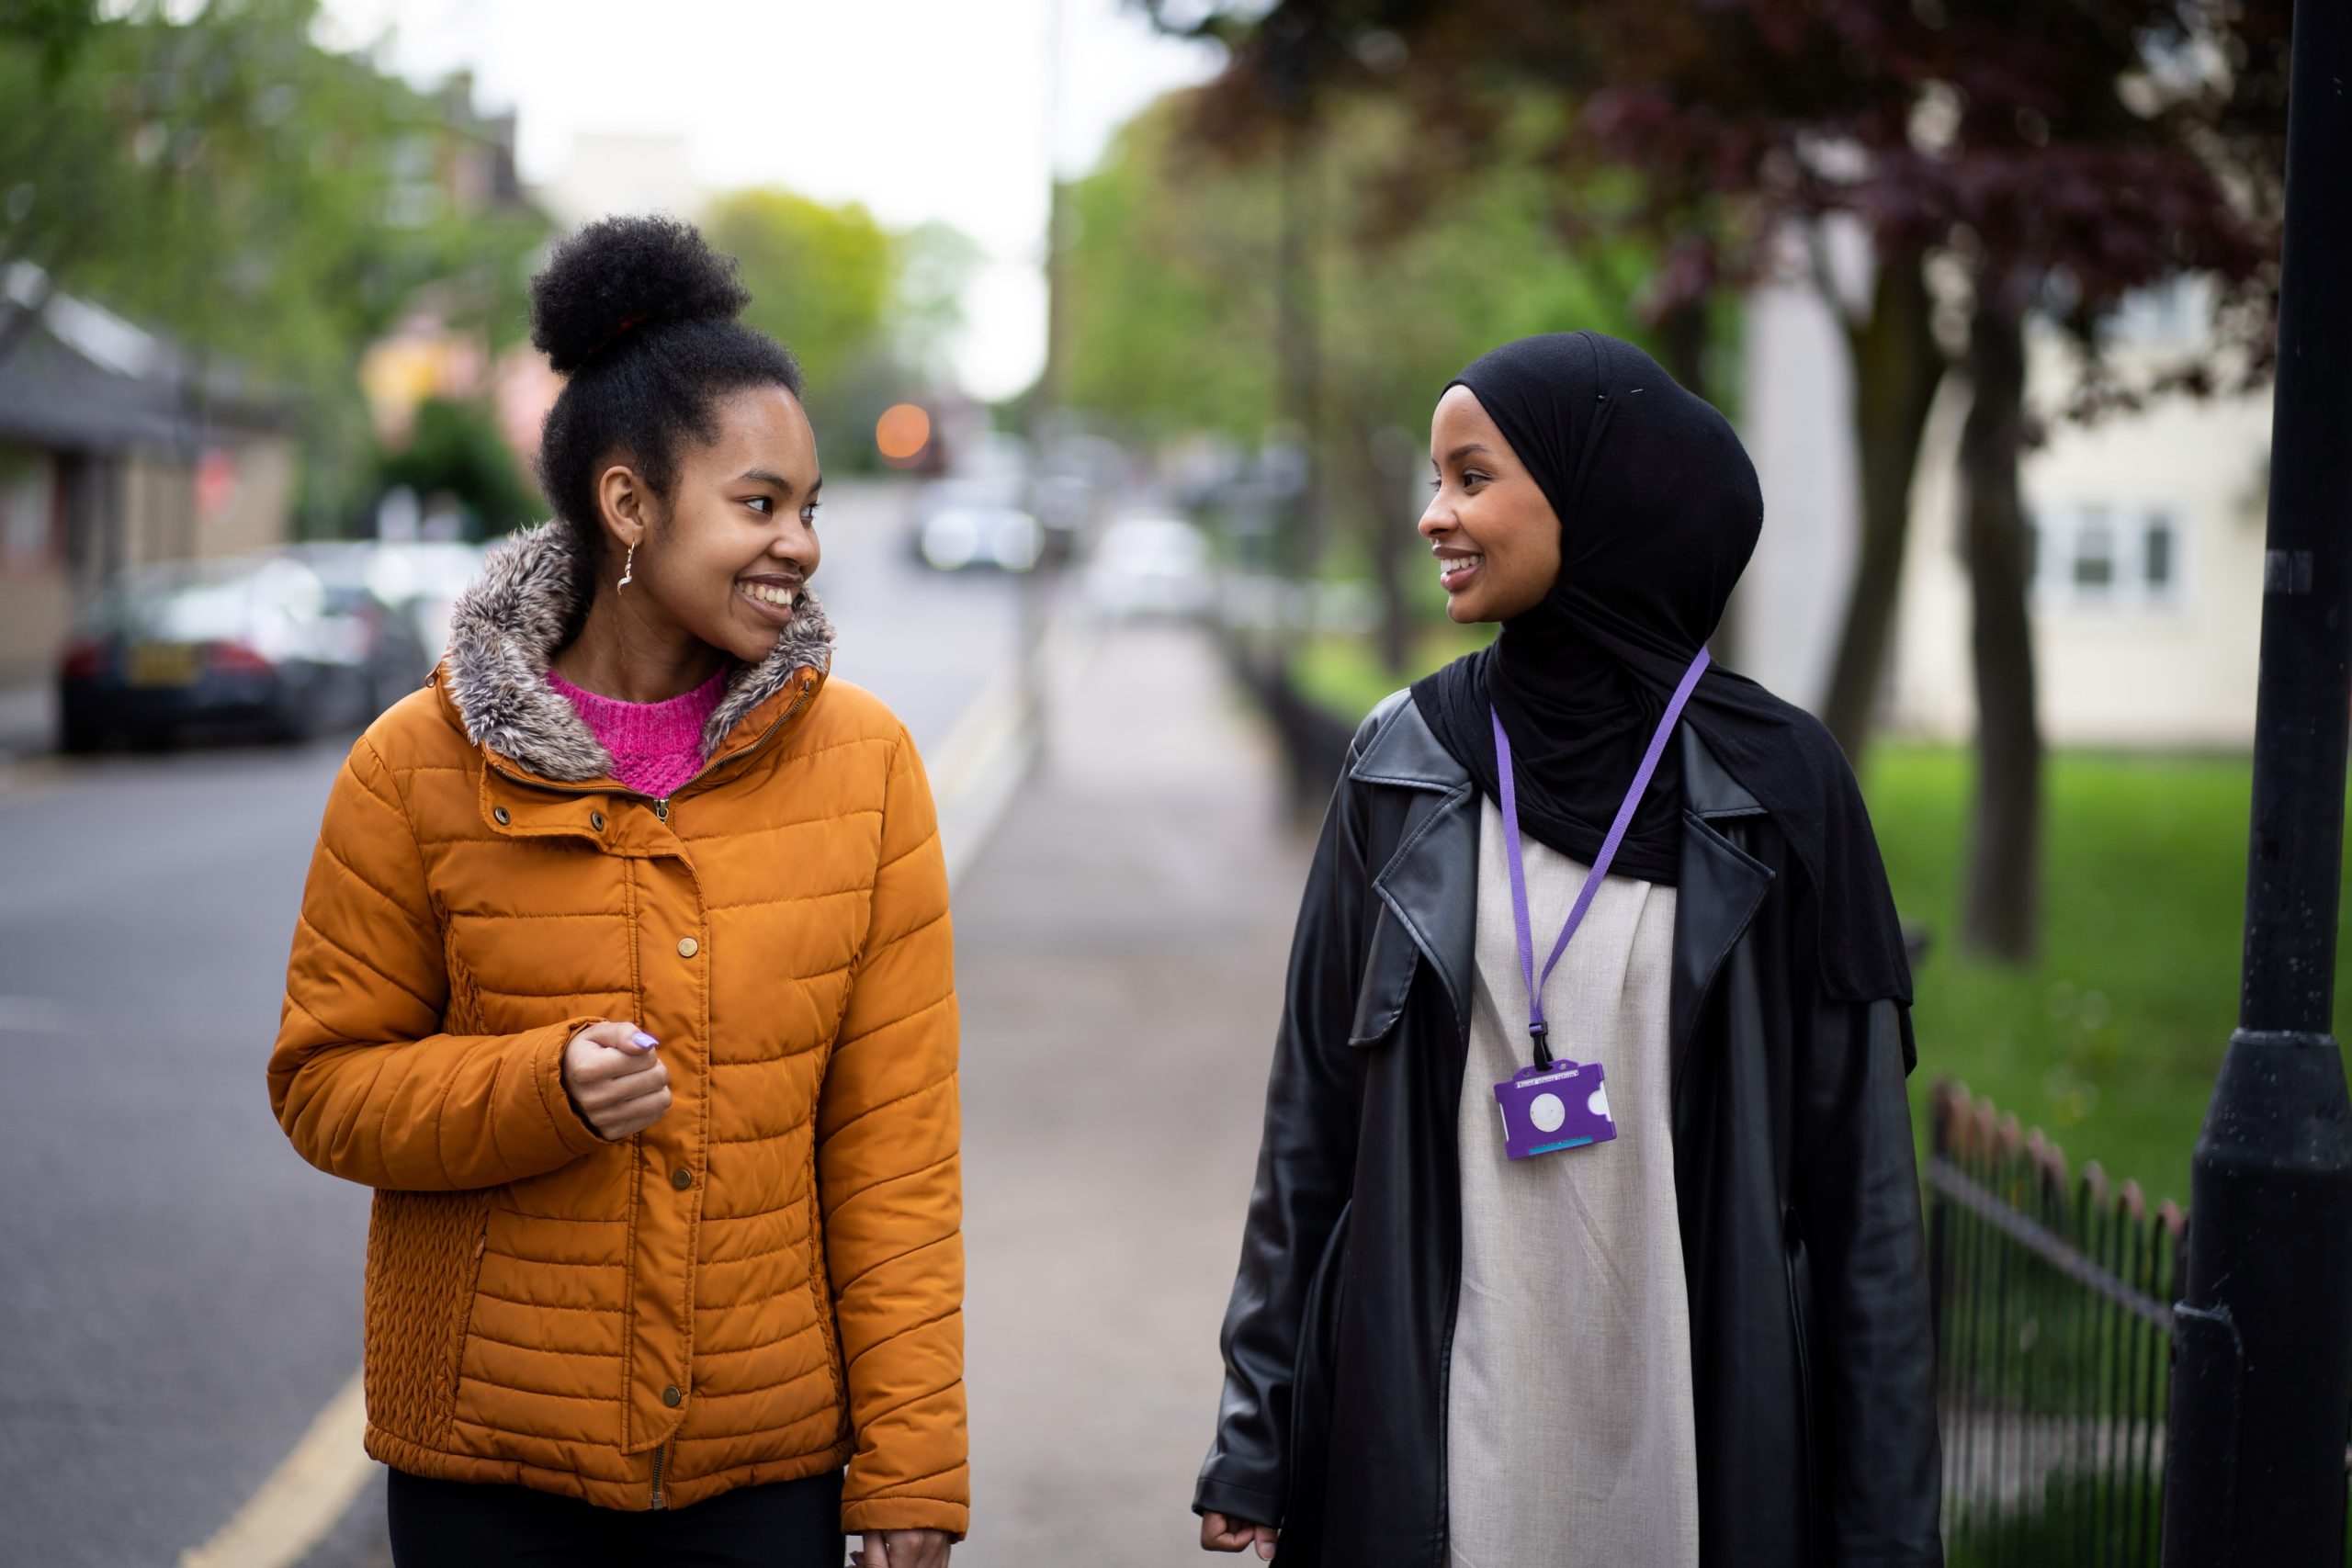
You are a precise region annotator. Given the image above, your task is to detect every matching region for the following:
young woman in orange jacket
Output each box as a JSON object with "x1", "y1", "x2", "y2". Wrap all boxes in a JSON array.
[{"x1": 269, "y1": 217, "x2": 965, "y2": 1568}]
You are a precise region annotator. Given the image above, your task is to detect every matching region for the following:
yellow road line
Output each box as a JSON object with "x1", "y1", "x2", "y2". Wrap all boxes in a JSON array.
[{"x1": 180, "y1": 1371, "x2": 371, "y2": 1568}]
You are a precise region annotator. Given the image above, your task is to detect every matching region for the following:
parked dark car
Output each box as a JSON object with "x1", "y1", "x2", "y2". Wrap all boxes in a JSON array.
[{"x1": 56, "y1": 555, "x2": 402, "y2": 751}]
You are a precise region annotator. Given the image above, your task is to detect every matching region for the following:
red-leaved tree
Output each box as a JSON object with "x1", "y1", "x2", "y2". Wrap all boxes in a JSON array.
[{"x1": 1148, "y1": 0, "x2": 2288, "y2": 961}]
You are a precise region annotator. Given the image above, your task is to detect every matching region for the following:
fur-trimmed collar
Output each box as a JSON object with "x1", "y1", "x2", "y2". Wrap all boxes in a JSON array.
[{"x1": 442, "y1": 520, "x2": 833, "y2": 784}]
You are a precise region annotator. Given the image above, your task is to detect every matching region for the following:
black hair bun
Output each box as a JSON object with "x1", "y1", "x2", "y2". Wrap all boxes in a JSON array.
[{"x1": 529, "y1": 214, "x2": 751, "y2": 375}]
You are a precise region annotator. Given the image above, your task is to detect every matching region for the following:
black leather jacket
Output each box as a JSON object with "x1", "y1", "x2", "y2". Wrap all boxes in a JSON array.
[{"x1": 1196, "y1": 694, "x2": 1942, "y2": 1567}]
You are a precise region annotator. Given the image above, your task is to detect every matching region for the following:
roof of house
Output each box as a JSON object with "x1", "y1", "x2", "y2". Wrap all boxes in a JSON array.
[{"x1": 0, "y1": 266, "x2": 291, "y2": 454}]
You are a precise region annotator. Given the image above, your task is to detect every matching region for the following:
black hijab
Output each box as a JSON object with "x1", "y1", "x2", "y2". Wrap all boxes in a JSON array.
[{"x1": 1410, "y1": 331, "x2": 1912, "y2": 1004}]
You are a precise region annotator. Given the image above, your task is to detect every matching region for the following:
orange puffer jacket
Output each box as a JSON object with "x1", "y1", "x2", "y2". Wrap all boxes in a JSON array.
[{"x1": 268, "y1": 524, "x2": 966, "y2": 1532}]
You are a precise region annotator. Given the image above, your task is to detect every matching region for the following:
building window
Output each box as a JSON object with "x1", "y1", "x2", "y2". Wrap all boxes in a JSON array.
[
  {"x1": 0, "y1": 447, "x2": 58, "y2": 576},
  {"x1": 2030, "y1": 502, "x2": 2185, "y2": 609},
  {"x1": 2071, "y1": 512, "x2": 2116, "y2": 593},
  {"x1": 2143, "y1": 514, "x2": 2176, "y2": 593}
]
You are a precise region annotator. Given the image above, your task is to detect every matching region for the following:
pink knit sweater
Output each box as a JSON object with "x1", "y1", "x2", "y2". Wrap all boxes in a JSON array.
[{"x1": 547, "y1": 661, "x2": 732, "y2": 799}]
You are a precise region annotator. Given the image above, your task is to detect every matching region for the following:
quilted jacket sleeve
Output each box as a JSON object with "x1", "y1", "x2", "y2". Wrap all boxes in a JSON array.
[
  {"x1": 268, "y1": 736, "x2": 606, "y2": 1190},
  {"x1": 817, "y1": 726, "x2": 967, "y2": 1538}
]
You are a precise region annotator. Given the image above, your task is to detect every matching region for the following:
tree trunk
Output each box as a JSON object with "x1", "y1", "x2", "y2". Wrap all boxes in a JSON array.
[
  {"x1": 1348, "y1": 413, "x2": 1416, "y2": 677},
  {"x1": 1658, "y1": 297, "x2": 1711, "y2": 404},
  {"x1": 1820, "y1": 247, "x2": 1946, "y2": 759},
  {"x1": 1273, "y1": 111, "x2": 1324, "y2": 581},
  {"x1": 1957, "y1": 290, "x2": 2042, "y2": 963},
  {"x1": 1035, "y1": 177, "x2": 1073, "y2": 422}
]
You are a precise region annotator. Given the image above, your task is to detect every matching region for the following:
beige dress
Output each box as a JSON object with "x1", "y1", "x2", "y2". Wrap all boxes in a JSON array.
[{"x1": 1445, "y1": 796, "x2": 1701, "y2": 1568}]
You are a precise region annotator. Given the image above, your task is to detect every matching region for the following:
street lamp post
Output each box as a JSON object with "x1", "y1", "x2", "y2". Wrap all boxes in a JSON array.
[{"x1": 2161, "y1": 1, "x2": 2352, "y2": 1562}]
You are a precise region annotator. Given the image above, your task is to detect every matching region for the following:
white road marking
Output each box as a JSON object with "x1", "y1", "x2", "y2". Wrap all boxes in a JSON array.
[{"x1": 928, "y1": 596, "x2": 1091, "y2": 888}]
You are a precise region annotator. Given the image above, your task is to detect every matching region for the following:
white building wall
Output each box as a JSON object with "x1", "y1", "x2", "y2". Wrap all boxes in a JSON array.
[
  {"x1": 1889, "y1": 329, "x2": 2269, "y2": 750},
  {"x1": 1728, "y1": 229, "x2": 1864, "y2": 714},
  {"x1": 1736, "y1": 244, "x2": 2270, "y2": 753}
]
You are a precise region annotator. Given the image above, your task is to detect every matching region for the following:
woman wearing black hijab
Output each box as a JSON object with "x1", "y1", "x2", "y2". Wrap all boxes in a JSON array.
[{"x1": 1194, "y1": 333, "x2": 1940, "y2": 1567}]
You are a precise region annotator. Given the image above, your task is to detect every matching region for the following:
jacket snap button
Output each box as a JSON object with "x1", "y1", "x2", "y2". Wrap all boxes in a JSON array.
[
  {"x1": 672, "y1": 1168, "x2": 693, "y2": 1190},
  {"x1": 662, "y1": 1384, "x2": 684, "y2": 1408},
  {"x1": 590, "y1": 811, "x2": 605, "y2": 831},
  {"x1": 677, "y1": 937, "x2": 699, "y2": 958},
  {"x1": 492, "y1": 807, "x2": 510, "y2": 826}
]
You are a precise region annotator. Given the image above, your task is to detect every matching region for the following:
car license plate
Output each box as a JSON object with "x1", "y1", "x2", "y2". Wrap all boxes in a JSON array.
[{"x1": 126, "y1": 642, "x2": 200, "y2": 687}]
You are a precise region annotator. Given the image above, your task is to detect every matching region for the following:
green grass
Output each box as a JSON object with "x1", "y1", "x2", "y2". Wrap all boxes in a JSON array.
[
  {"x1": 1286, "y1": 629, "x2": 2352, "y2": 1209},
  {"x1": 1870, "y1": 745, "x2": 2352, "y2": 1210},
  {"x1": 1946, "y1": 1472, "x2": 2168, "y2": 1568},
  {"x1": 1290, "y1": 626, "x2": 1492, "y2": 721}
]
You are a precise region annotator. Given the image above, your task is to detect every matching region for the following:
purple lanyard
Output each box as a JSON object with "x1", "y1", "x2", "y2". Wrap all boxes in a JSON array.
[{"x1": 1492, "y1": 648, "x2": 1711, "y2": 1066}]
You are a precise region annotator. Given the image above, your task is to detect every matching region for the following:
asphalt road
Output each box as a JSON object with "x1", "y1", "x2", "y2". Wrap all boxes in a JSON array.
[{"x1": 0, "y1": 479, "x2": 1028, "y2": 1567}]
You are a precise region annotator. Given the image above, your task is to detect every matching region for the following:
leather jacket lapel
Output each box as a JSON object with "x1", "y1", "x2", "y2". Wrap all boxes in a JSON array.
[
  {"x1": 1670, "y1": 724, "x2": 1774, "y2": 1093},
  {"x1": 1347, "y1": 703, "x2": 1476, "y2": 1043},
  {"x1": 1340, "y1": 704, "x2": 1779, "y2": 1063}
]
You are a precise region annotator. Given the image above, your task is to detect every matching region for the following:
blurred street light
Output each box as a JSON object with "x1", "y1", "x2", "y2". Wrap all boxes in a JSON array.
[{"x1": 876, "y1": 401, "x2": 933, "y2": 469}]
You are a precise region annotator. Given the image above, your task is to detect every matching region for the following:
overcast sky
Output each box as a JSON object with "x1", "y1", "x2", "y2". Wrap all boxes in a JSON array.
[{"x1": 316, "y1": 0, "x2": 1224, "y2": 399}]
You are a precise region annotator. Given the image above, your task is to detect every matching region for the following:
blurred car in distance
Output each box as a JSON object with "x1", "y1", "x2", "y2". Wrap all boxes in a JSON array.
[
  {"x1": 1026, "y1": 470, "x2": 1091, "y2": 566},
  {"x1": 1082, "y1": 513, "x2": 1216, "y2": 622},
  {"x1": 279, "y1": 542, "x2": 431, "y2": 691},
  {"x1": 910, "y1": 479, "x2": 1046, "y2": 574},
  {"x1": 285, "y1": 538, "x2": 485, "y2": 673},
  {"x1": 56, "y1": 554, "x2": 406, "y2": 751}
]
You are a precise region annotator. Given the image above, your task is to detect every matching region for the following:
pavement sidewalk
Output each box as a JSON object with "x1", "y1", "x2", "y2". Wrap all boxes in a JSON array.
[
  {"x1": 955, "y1": 620, "x2": 1310, "y2": 1565},
  {"x1": 0, "y1": 680, "x2": 51, "y2": 760}
]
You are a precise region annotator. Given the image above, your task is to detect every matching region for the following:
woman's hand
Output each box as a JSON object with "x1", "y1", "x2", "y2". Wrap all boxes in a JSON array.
[
  {"x1": 1201, "y1": 1512, "x2": 1278, "y2": 1559},
  {"x1": 850, "y1": 1528, "x2": 951, "y2": 1567},
  {"x1": 559, "y1": 1021, "x2": 672, "y2": 1140}
]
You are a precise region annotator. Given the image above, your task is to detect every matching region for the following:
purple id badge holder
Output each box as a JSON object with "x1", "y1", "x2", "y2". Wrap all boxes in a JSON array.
[
  {"x1": 1495, "y1": 1056, "x2": 1615, "y2": 1159},
  {"x1": 1489, "y1": 648, "x2": 1707, "y2": 1162}
]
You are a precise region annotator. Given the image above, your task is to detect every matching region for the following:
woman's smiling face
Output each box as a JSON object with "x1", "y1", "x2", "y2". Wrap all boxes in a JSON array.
[
  {"x1": 1419, "y1": 384, "x2": 1561, "y2": 625},
  {"x1": 596, "y1": 383, "x2": 823, "y2": 663}
]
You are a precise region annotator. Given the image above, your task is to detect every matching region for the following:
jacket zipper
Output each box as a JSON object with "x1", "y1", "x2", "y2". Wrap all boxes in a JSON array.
[{"x1": 651, "y1": 1440, "x2": 668, "y2": 1510}]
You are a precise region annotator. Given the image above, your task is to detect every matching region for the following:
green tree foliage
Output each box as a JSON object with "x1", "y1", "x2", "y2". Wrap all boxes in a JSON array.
[
  {"x1": 705, "y1": 190, "x2": 979, "y2": 472},
  {"x1": 1065, "y1": 89, "x2": 1658, "y2": 666},
  {"x1": 705, "y1": 188, "x2": 893, "y2": 393},
  {"x1": 378, "y1": 398, "x2": 539, "y2": 537},
  {"x1": 1069, "y1": 91, "x2": 1656, "y2": 444},
  {"x1": 890, "y1": 219, "x2": 985, "y2": 382},
  {"x1": 0, "y1": 0, "x2": 548, "y2": 525}
]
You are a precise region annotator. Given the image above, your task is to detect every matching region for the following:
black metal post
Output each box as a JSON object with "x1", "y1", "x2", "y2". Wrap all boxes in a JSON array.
[{"x1": 2161, "y1": 1, "x2": 2352, "y2": 1562}]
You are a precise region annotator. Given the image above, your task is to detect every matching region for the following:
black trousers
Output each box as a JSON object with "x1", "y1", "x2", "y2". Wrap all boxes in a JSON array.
[{"x1": 387, "y1": 1466, "x2": 846, "y2": 1568}]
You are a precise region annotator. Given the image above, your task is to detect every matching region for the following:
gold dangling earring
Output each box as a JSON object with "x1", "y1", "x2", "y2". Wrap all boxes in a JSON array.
[{"x1": 617, "y1": 540, "x2": 636, "y2": 590}]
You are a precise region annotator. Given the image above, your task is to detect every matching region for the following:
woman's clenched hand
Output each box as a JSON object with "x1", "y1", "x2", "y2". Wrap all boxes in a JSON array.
[
  {"x1": 851, "y1": 1528, "x2": 951, "y2": 1567},
  {"x1": 1201, "y1": 1511, "x2": 1277, "y2": 1559},
  {"x1": 560, "y1": 1021, "x2": 672, "y2": 1140}
]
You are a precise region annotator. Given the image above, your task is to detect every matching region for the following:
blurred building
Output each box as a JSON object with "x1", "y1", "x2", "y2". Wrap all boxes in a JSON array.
[
  {"x1": 360, "y1": 73, "x2": 551, "y2": 491},
  {"x1": 1736, "y1": 243, "x2": 2267, "y2": 751},
  {"x1": 0, "y1": 268, "x2": 296, "y2": 684},
  {"x1": 396, "y1": 71, "x2": 528, "y2": 226}
]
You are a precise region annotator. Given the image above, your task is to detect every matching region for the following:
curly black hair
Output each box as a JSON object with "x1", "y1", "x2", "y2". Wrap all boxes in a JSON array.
[{"x1": 528, "y1": 214, "x2": 806, "y2": 619}]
